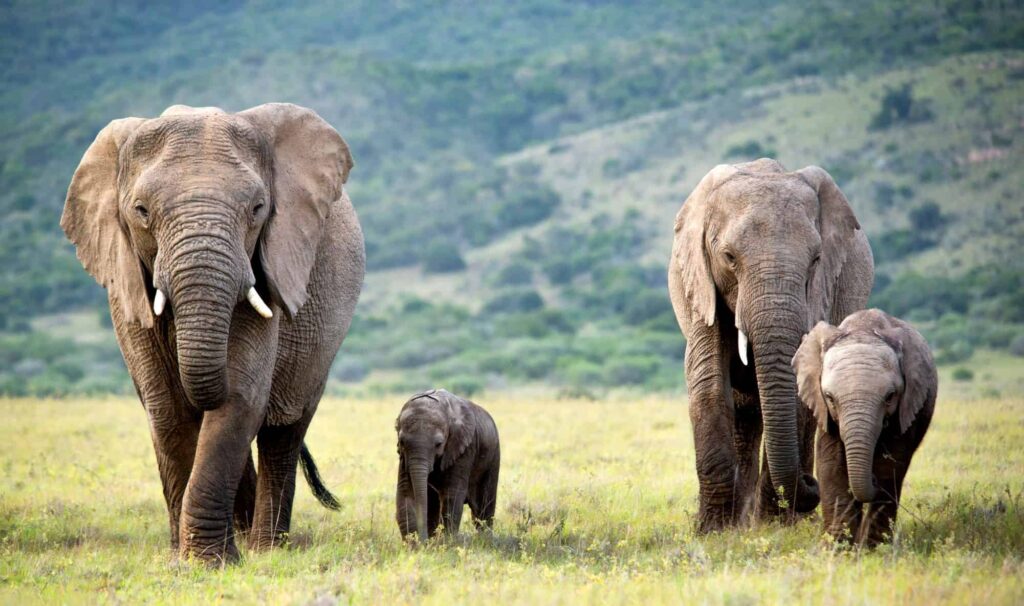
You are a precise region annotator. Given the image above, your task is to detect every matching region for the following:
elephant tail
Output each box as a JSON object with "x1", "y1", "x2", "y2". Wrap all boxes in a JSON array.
[{"x1": 299, "y1": 443, "x2": 342, "y2": 511}]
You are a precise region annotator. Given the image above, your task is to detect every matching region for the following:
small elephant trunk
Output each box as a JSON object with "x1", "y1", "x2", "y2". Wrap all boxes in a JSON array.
[
  {"x1": 840, "y1": 406, "x2": 883, "y2": 502},
  {"x1": 408, "y1": 456, "x2": 432, "y2": 543}
]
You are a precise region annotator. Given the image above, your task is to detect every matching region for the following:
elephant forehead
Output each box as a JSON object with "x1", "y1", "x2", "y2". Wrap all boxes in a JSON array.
[
  {"x1": 126, "y1": 114, "x2": 265, "y2": 167},
  {"x1": 398, "y1": 403, "x2": 446, "y2": 429},
  {"x1": 712, "y1": 179, "x2": 818, "y2": 234},
  {"x1": 822, "y1": 343, "x2": 900, "y2": 387}
]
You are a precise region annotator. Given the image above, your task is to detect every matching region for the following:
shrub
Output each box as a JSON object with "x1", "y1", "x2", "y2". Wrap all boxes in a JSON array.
[
  {"x1": 869, "y1": 83, "x2": 935, "y2": 130},
  {"x1": 623, "y1": 290, "x2": 673, "y2": 326},
  {"x1": 607, "y1": 355, "x2": 663, "y2": 385},
  {"x1": 422, "y1": 241, "x2": 466, "y2": 273},
  {"x1": 497, "y1": 183, "x2": 560, "y2": 229},
  {"x1": 332, "y1": 358, "x2": 369, "y2": 383},
  {"x1": 1010, "y1": 334, "x2": 1024, "y2": 357},
  {"x1": 494, "y1": 262, "x2": 534, "y2": 286},
  {"x1": 935, "y1": 340, "x2": 974, "y2": 365},
  {"x1": 482, "y1": 289, "x2": 544, "y2": 314},
  {"x1": 908, "y1": 201, "x2": 946, "y2": 232},
  {"x1": 445, "y1": 376, "x2": 485, "y2": 398},
  {"x1": 723, "y1": 140, "x2": 776, "y2": 160},
  {"x1": 951, "y1": 367, "x2": 974, "y2": 382}
]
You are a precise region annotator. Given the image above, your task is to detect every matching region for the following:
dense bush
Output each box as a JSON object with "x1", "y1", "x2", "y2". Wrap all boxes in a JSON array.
[
  {"x1": 482, "y1": 289, "x2": 545, "y2": 314},
  {"x1": 493, "y1": 262, "x2": 534, "y2": 286},
  {"x1": 422, "y1": 241, "x2": 467, "y2": 273},
  {"x1": 869, "y1": 83, "x2": 935, "y2": 130}
]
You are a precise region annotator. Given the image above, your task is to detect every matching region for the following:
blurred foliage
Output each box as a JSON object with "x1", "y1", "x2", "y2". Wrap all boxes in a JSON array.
[{"x1": 1, "y1": 1, "x2": 1023, "y2": 395}]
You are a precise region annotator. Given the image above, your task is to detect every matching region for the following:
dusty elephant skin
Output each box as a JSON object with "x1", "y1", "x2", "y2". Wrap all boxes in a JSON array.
[
  {"x1": 668, "y1": 159, "x2": 874, "y2": 532},
  {"x1": 794, "y1": 309, "x2": 937, "y2": 547},
  {"x1": 394, "y1": 389, "x2": 500, "y2": 543},
  {"x1": 60, "y1": 103, "x2": 365, "y2": 565}
]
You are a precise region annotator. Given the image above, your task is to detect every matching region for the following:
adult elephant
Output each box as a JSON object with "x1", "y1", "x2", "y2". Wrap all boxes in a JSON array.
[
  {"x1": 61, "y1": 103, "x2": 365, "y2": 563},
  {"x1": 668, "y1": 159, "x2": 873, "y2": 532}
]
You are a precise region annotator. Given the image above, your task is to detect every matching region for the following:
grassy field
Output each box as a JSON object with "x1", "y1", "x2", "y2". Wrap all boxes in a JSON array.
[{"x1": 1, "y1": 391, "x2": 1022, "y2": 605}]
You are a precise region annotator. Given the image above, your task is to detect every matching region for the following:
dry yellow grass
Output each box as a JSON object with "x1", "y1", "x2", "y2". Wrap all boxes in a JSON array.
[{"x1": 1, "y1": 393, "x2": 1022, "y2": 604}]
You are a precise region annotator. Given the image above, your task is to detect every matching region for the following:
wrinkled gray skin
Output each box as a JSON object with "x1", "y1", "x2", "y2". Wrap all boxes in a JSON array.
[
  {"x1": 395, "y1": 390, "x2": 500, "y2": 543},
  {"x1": 794, "y1": 309, "x2": 936, "y2": 546},
  {"x1": 669, "y1": 159, "x2": 874, "y2": 532},
  {"x1": 61, "y1": 104, "x2": 365, "y2": 564}
]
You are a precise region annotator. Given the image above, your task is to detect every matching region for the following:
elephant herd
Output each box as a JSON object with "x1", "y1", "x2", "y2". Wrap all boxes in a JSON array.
[{"x1": 60, "y1": 103, "x2": 937, "y2": 565}]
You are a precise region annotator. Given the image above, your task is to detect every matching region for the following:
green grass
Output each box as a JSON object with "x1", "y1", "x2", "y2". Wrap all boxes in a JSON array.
[{"x1": 2, "y1": 392, "x2": 1022, "y2": 604}]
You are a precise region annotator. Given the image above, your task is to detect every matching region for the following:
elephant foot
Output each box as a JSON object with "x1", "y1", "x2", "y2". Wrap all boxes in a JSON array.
[
  {"x1": 696, "y1": 503, "x2": 741, "y2": 533},
  {"x1": 179, "y1": 540, "x2": 241, "y2": 567}
]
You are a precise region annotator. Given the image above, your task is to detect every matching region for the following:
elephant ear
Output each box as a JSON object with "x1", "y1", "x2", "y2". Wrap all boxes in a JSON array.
[
  {"x1": 239, "y1": 103, "x2": 353, "y2": 319},
  {"x1": 877, "y1": 324, "x2": 937, "y2": 433},
  {"x1": 672, "y1": 164, "x2": 737, "y2": 328},
  {"x1": 793, "y1": 321, "x2": 841, "y2": 433},
  {"x1": 61, "y1": 117, "x2": 152, "y2": 328},
  {"x1": 439, "y1": 390, "x2": 474, "y2": 471},
  {"x1": 797, "y1": 166, "x2": 862, "y2": 327}
]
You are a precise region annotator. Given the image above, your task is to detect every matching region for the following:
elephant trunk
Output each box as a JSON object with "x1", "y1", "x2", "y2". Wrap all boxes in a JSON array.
[
  {"x1": 744, "y1": 277, "x2": 817, "y2": 511},
  {"x1": 840, "y1": 403, "x2": 883, "y2": 502},
  {"x1": 408, "y1": 454, "x2": 432, "y2": 543},
  {"x1": 164, "y1": 231, "x2": 247, "y2": 410}
]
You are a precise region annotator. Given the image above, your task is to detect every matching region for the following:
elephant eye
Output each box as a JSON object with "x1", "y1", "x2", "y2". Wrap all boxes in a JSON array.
[
  {"x1": 723, "y1": 251, "x2": 737, "y2": 266},
  {"x1": 252, "y1": 202, "x2": 265, "y2": 217},
  {"x1": 134, "y1": 201, "x2": 149, "y2": 220},
  {"x1": 810, "y1": 254, "x2": 821, "y2": 268},
  {"x1": 823, "y1": 391, "x2": 835, "y2": 406}
]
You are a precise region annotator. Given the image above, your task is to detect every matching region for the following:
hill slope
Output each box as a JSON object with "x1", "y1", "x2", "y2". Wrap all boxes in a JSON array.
[{"x1": 1, "y1": 1, "x2": 1022, "y2": 395}]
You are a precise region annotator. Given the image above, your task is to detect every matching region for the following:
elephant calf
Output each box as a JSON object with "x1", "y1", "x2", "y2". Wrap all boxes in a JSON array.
[
  {"x1": 793, "y1": 309, "x2": 937, "y2": 546},
  {"x1": 395, "y1": 389, "x2": 500, "y2": 542}
]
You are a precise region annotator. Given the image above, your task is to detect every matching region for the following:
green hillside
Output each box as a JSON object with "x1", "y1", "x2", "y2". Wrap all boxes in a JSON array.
[{"x1": 1, "y1": 1, "x2": 1022, "y2": 396}]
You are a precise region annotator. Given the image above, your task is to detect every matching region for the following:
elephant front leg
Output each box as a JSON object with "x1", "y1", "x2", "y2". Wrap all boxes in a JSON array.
[
  {"x1": 858, "y1": 437, "x2": 912, "y2": 547},
  {"x1": 816, "y1": 430, "x2": 861, "y2": 543},
  {"x1": 179, "y1": 396, "x2": 264, "y2": 565},
  {"x1": 249, "y1": 420, "x2": 310, "y2": 551},
  {"x1": 440, "y1": 476, "x2": 469, "y2": 537},
  {"x1": 145, "y1": 401, "x2": 202, "y2": 553},
  {"x1": 690, "y1": 394, "x2": 741, "y2": 532}
]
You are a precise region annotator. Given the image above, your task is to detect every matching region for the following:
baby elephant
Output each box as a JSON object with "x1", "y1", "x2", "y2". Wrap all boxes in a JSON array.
[
  {"x1": 793, "y1": 309, "x2": 937, "y2": 546},
  {"x1": 395, "y1": 389, "x2": 500, "y2": 542}
]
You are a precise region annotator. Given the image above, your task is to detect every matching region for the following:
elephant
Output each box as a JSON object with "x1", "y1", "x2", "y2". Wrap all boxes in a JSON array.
[
  {"x1": 668, "y1": 158, "x2": 873, "y2": 532},
  {"x1": 394, "y1": 389, "x2": 500, "y2": 543},
  {"x1": 60, "y1": 103, "x2": 365, "y2": 564},
  {"x1": 793, "y1": 309, "x2": 936, "y2": 546}
]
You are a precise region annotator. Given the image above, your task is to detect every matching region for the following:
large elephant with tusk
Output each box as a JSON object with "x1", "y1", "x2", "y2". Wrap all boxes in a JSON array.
[
  {"x1": 668, "y1": 159, "x2": 873, "y2": 532},
  {"x1": 61, "y1": 103, "x2": 365, "y2": 564}
]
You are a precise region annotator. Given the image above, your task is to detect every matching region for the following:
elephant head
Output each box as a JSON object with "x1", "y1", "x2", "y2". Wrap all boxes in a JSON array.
[
  {"x1": 673, "y1": 159, "x2": 862, "y2": 509},
  {"x1": 794, "y1": 311, "x2": 936, "y2": 502},
  {"x1": 61, "y1": 103, "x2": 352, "y2": 409},
  {"x1": 395, "y1": 390, "x2": 472, "y2": 542}
]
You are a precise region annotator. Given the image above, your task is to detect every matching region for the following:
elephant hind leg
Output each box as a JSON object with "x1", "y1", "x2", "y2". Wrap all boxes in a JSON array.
[
  {"x1": 233, "y1": 452, "x2": 257, "y2": 536},
  {"x1": 249, "y1": 419, "x2": 310, "y2": 551},
  {"x1": 469, "y1": 467, "x2": 499, "y2": 530}
]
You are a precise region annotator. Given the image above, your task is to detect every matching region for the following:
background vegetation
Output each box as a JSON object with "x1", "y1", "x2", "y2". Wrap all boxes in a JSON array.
[{"x1": 1, "y1": 0, "x2": 1022, "y2": 397}]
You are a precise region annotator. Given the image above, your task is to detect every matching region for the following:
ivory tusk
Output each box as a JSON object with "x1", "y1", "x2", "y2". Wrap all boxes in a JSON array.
[
  {"x1": 738, "y1": 329, "x2": 749, "y2": 366},
  {"x1": 246, "y1": 287, "x2": 273, "y2": 319},
  {"x1": 153, "y1": 289, "x2": 166, "y2": 316}
]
